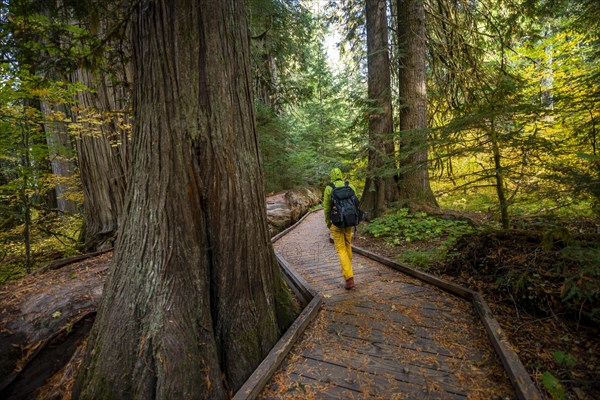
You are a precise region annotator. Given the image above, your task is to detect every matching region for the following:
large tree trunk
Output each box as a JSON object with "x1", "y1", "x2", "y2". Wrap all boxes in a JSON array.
[
  {"x1": 0, "y1": 189, "x2": 318, "y2": 400},
  {"x1": 396, "y1": 0, "x2": 438, "y2": 207},
  {"x1": 72, "y1": 66, "x2": 130, "y2": 251},
  {"x1": 71, "y1": 4, "x2": 132, "y2": 251},
  {"x1": 74, "y1": 1, "x2": 297, "y2": 399},
  {"x1": 361, "y1": 0, "x2": 397, "y2": 218}
]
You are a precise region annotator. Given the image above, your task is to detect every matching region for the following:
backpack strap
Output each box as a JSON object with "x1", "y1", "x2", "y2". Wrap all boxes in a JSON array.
[
  {"x1": 344, "y1": 181, "x2": 349, "y2": 187},
  {"x1": 328, "y1": 182, "x2": 336, "y2": 190}
]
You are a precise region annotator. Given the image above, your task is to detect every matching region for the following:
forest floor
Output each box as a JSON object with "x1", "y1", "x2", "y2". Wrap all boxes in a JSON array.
[{"x1": 353, "y1": 214, "x2": 600, "y2": 400}]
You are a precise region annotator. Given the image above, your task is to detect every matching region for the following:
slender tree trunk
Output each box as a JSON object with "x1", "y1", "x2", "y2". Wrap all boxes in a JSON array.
[
  {"x1": 490, "y1": 118, "x2": 510, "y2": 229},
  {"x1": 396, "y1": 0, "x2": 438, "y2": 207},
  {"x1": 20, "y1": 127, "x2": 32, "y2": 274},
  {"x1": 74, "y1": 1, "x2": 296, "y2": 399},
  {"x1": 23, "y1": 200, "x2": 31, "y2": 274},
  {"x1": 361, "y1": 0, "x2": 396, "y2": 218}
]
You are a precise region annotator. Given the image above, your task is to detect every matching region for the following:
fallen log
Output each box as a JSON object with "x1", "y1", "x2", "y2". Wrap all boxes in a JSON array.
[
  {"x1": 0, "y1": 253, "x2": 110, "y2": 399},
  {"x1": 0, "y1": 187, "x2": 321, "y2": 399},
  {"x1": 266, "y1": 187, "x2": 322, "y2": 236}
]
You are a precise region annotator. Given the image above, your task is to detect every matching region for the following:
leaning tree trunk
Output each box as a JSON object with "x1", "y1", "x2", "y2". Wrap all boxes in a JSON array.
[
  {"x1": 74, "y1": 1, "x2": 297, "y2": 399},
  {"x1": 361, "y1": 0, "x2": 397, "y2": 218},
  {"x1": 396, "y1": 0, "x2": 438, "y2": 207}
]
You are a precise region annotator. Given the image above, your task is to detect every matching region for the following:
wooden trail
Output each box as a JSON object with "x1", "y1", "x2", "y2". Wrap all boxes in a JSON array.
[{"x1": 259, "y1": 211, "x2": 518, "y2": 399}]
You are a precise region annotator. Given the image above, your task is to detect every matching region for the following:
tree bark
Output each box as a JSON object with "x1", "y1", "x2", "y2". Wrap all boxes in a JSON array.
[
  {"x1": 361, "y1": 0, "x2": 397, "y2": 218},
  {"x1": 266, "y1": 187, "x2": 322, "y2": 236},
  {"x1": 41, "y1": 102, "x2": 79, "y2": 215},
  {"x1": 70, "y1": 3, "x2": 132, "y2": 251},
  {"x1": 490, "y1": 118, "x2": 510, "y2": 229},
  {"x1": 74, "y1": 1, "x2": 297, "y2": 399},
  {"x1": 72, "y1": 63, "x2": 131, "y2": 250},
  {"x1": 396, "y1": 0, "x2": 438, "y2": 207}
]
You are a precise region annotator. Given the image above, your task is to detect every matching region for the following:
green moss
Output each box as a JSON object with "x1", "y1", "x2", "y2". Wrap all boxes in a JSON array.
[{"x1": 274, "y1": 277, "x2": 300, "y2": 332}]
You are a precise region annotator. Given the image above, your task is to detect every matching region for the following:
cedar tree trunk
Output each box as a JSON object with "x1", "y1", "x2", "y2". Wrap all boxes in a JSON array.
[
  {"x1": 73, "y1": 65, "x2": 130, "y2": 251},
  {"x1": 396, "y1": 0, "x2": 437, "y2": 207},
  {"x1": 362, "y1": 0, "x2": 397, "y2": 218},
  {"x1": 74, "y1": 1, "x2": 296, "y2": 399},
  {"x1": 71, "y1": 4, "x2": 132, "y2": 251}
]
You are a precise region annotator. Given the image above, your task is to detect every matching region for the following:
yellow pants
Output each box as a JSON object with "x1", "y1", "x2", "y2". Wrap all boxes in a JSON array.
[{"x1": 330, "y1": 225, "x2": 353, "y2": 280}]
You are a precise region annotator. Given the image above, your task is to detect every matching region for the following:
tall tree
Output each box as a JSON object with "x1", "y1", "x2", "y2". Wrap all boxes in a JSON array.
[
  {"x1": 395, "y1": 0, "x2": 437, "y2": 207},
  {"x1": 74, "y1": 1, "x2": 296, "y2": 398},
  {"x1": 70, "y1": 2, "x2": 132, "y2": 251},
  {"x1": 2, "y1": 0, "x2": 82, "y2": 216},
  {"x1": 72, "y1": 66, "x2": 131, "y2": 251},
  {"x1": 361, "y1": 0, "x2": 396, "y2": 217}
]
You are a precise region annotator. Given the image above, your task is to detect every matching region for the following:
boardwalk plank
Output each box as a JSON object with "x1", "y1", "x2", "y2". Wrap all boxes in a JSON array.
[{"x1": 286, "y1": 356, "x2": 447, "y2": 399}]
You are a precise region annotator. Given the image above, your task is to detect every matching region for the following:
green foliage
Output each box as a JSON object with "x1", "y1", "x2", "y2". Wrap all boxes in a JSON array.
[
  {"x1": 1, "y1": 1, "x2": 104, "y2": 74},
  {"x1": 397, "y1": 248, "x2": 445, "y2": 272},
  {"x1": 428, "y1": 0, "x2": 600, "y2": 223},
  {"x1": 542, "y1": 371, "x2": 566, "y2": 400},
  {"x1": 253, "y1": 5, "x2": 364, "y2": 192},
  {"x1": 0, "y1": 62, "x2": 84, "y2": 276},
  {"x1": 361, "y1": 208, "x2": 478, "y2": 270},
  {"x1": 362, "y1": 208, "x2": 475, "y2": 245},
  {"x1": 553, "y1": 351, "x2": 576, "y2": 369},
  {"x1": 0, "y1": 214, "x2": 82, "y2": 283}
]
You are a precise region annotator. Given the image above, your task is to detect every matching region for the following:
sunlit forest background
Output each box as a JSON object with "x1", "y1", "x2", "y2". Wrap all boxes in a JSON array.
[{"x1": 1, "y1": 0, "x2": 597, "y2": 276}]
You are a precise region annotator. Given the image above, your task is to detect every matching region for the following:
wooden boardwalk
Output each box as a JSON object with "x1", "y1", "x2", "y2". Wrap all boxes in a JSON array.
[{"x1": 259, "y1": 211, "x2": 516, "y2": 399}]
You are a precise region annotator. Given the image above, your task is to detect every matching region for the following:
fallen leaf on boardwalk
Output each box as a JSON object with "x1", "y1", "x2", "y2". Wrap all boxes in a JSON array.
[{"x1": 323, "y1": 294, "x2": 331, "y2": 298}]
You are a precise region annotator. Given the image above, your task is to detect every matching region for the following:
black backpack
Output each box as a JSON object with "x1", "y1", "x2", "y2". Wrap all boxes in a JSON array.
[{"x1": 328, "y1": 181, "x2": 365, "y2": 228}]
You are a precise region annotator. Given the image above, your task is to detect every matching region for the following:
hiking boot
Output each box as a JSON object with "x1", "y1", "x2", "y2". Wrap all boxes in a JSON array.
[{"x1": 345, "y1": 277, "x2": 355, "y2": 290}]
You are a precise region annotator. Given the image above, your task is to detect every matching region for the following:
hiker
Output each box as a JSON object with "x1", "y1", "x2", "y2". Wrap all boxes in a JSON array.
[{"x1": 323, "y1": 167, "x2": 361, "y2": 290}]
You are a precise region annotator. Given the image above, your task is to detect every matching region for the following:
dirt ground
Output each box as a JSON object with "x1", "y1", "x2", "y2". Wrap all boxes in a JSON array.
[{"x1": 353, "y1": 216, "x2": 600, "y2": 400}]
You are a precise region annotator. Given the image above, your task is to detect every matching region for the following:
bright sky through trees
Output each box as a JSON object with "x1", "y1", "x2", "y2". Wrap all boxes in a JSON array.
[{"x1": 307, "y1": 0, "x2": 341, "y2": 70}]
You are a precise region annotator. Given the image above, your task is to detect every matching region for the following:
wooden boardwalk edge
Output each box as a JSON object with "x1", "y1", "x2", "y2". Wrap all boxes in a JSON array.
[
  {"x1": 276, "y1": 253, "x2": 317, "y2": 305},
  {"x1": 351, "y1": 243, "x2": 543, "y2": 400},
  {"x1": 472, "y1": 294, "x2": 543, "y2": 400},
  {"x1": 232, "y1": 211, "x2": 322, "y2": 400},
  {"x1": 351, "y1": 245, "x2": 475, "y2": 299},
  {"x1": 231, "y1": 294, "x2": 323, "y2": 400}
]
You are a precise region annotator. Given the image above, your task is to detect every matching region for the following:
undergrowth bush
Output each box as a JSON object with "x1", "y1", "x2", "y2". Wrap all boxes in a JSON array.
[
  {"x1": 0, "y1": 214, "x2": 82, "y2": 284},
  {"x1": 360, "y1": 208, "x2": 478, "y2": 270}
]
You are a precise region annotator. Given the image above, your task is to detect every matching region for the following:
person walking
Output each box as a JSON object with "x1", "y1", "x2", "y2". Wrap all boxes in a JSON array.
[{"x1": 323, "y1": 167, "x2": 358, "y2": 289}]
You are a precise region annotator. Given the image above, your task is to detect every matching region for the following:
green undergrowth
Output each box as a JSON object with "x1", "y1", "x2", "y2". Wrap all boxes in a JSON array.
[
  {"x1": 359, "y1": 208, "x2": 480, "y2": 270},
  {"x1": 0, "y1": 214, "x2": 82, "y2": 284}
]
